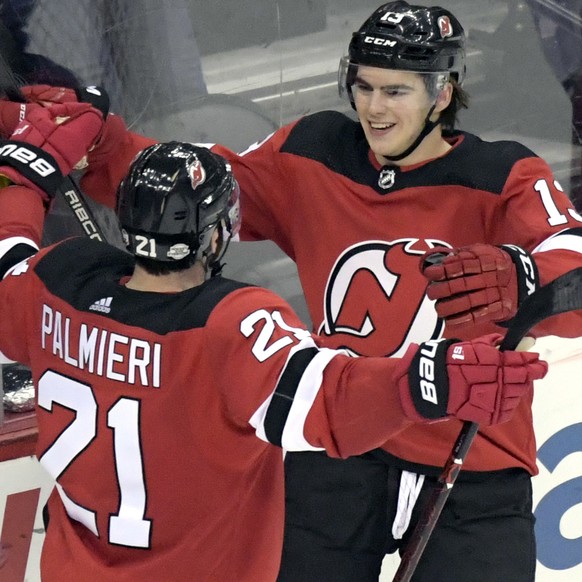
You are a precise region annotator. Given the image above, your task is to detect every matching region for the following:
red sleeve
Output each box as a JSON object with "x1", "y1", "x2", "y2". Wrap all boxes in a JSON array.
[
  {"x1": 490, "y1": 155, "x2": 582, "y2": 337},
  {"x1": 0, "y1": 185, "x2": 45, "y2": 247},
  {"x1": 80, "y1": 114, "x2": 157, "y2": 209},
  {"x1": 0, "y1": 184, "x2": 47, "y2": 363},
  {"x1": 80, "y1": 116, "x2": 301, "y2": 257},
  {"x1": 0, "y1": 245, "x2": 51, "y2": 365},
  {"x1": 206, "y1": 286, "x2": 412, "y2": 459},
  {"x1": 211, "y1": 122, "x2": 301, "y2": 259}
]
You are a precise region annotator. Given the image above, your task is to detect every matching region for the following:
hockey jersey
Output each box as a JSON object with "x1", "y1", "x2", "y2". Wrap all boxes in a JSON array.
[
  {"x1": 0, "y1": 187, "x2": 416, "y2": 581},
  {"x1": 81, "y1": 110, "x2": 582, "y2": 475}
]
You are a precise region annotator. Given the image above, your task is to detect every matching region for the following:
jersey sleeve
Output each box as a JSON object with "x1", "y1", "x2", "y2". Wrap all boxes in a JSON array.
[
  {"x1": 80, "y1": 115, "x2": 302, "y2": 257},
  {"x1": 206, "y1": 286, "x2": 413, "y2": 459},
  {"x1": 0, "y1": 243, "x2": 50, "y2": 365},
  {"x1": 211, "y1": 122, "x2": 300, "y2": 259},
  {"x1": 80, "y1": 114, "x2": 157, "y2": 209},
  {"x1": 0, "y1": 184, "x2": 45, "y2": 254},
  {"x1": 0, "y1": 184, "x2": 54, "y2": 363},
  {"x1": 492, "y1": 155, "x2": 582, "y2": 337}
]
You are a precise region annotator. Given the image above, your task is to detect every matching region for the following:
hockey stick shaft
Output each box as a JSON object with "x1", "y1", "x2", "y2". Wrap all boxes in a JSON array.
[
  {"x1": 393, "y1": 266, "x2": 582, "y2": 582},
  {"x1": 0, "y1": 45, "x2": 105, "y2": 242}
]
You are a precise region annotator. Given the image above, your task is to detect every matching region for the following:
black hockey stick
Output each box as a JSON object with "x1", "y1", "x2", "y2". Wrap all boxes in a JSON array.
[
  {"x1": 0, "y1": 34, "x2": 105, "y2": 242},
  {"x1": 393, "y1": 266, "x2": 582, "y2": 582}
]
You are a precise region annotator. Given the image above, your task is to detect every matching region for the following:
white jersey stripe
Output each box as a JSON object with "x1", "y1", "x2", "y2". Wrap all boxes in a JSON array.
[
  {"x1": 249, "y1": 339, "x2": 348, "y2": 451},
  {"x1": 533, "y1": 229, "x2": 582, "y2": 255},
  {"x1": 0, "y1": 235, "x2": 39, "y2": 262},
  {"x1": 281, "y1": 346, "x2": 347, "y2": 452}
]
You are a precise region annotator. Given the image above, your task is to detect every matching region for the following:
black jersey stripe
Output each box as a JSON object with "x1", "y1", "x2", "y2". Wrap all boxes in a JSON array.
[
  {"x1": 556, "y1": 226, "x2": 582, "y2": 238},
  {"x1": 0, "y1": 242, "x2": 36, "y2": 279},
  {"x1": 33, "y1": 237, "x2": 251, "y2": 334},
  {"x1": 264, "y1": 347, "x2": 319, "y2": 447},
  {"x1": 280, "y1": 110, "x2": 537, "y2": 196}
]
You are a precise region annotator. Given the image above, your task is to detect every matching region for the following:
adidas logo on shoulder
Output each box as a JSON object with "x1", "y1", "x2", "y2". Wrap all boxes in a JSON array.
[{"x1": 89, "y1": 296, "x2": 113, "y2": 314}]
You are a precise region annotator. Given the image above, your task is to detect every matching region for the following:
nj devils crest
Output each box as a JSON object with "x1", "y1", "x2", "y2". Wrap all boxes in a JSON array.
[{"x1": 317, "y1": 238, "x2": 447, "y2": 357}]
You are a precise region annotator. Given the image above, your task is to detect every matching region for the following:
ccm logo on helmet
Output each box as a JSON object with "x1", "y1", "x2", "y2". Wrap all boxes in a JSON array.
[
  {"x1": 364, "y1": 36, "x2": 397, "y2": 47},
  {"x1": 0, "y1": 143, "x2": 56, "y2": 177},
  {"x1": 418, "y1": 340, "x2": 441, "y2": 405}
]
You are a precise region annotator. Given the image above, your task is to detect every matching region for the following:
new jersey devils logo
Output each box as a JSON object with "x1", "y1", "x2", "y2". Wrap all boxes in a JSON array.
[
  {"x1": 438, "y1": 16, "x2": 453, "y2": 38},
  {"x1": 318, "y1": 238, "x2": 449, "y2": 357},
  {"x1": 189, "y1": 157, "x2": 206, "y2": 190}
]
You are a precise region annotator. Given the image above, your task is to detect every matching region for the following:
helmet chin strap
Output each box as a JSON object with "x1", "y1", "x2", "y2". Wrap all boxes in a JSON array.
[
  {"x1": 204, "y1": 222, "x2": 232, "y2": 278},
  {"x1": 381, "y1": 104, "x2": 439, "y2": 162}
]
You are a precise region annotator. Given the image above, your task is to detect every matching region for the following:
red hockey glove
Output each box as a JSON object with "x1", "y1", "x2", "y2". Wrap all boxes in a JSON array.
[
  {"x1": 421, "y1": 244, "x2": 539, "y2": 328},
  {"x1": 0, "y1": 85, "x2": 109, "y2": 138},
  {"x1": 0, "y1": 102, "x2": 104, "y2": 202},
  {"x1": 0, "y1": 99, "x2": 36, "y2": 138},
  {"x1": 394, "y1": 334, "x2": 547, "y2": 426}
]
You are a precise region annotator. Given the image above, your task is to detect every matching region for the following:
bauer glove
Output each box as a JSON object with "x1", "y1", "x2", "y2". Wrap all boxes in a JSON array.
[
  {"x1": 0, "y1": 102, "x2": 104, "y2": 203},
  {"x1": 394, "y1": 334, "x2": 547, "y2": 426},
  {"x1": 0, "y1": 84, "x2": 109, "y2": 138},
  {"x1": 421, "y1": 243, "x2": 539, "y2": 328}
]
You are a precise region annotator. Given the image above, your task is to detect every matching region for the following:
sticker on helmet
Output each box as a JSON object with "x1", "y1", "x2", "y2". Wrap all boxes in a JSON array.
[
  {"x1": 438, "y1": 16, "x2": 453, "y2": 38},
  {"x1": 167, "y1": 243, "x2": 191, "y2": 260},
  {"x1": 189, "y1": 157, "x2": 206, "y2": 190}
]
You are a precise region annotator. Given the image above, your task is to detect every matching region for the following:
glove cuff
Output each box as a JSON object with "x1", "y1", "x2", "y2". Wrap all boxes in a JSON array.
[
  {"x1": 499, "y1": 244, "x2": 539, "y2": 306},
  {"x1": 407, "y1": 338, "x2": 457, "y2": 419},
  {"x1": 74, "y1": 86, "x2": 110, "y2": 119},
  {"x1": 0, "y1": 140, "x2": 63, "y2": 197}
]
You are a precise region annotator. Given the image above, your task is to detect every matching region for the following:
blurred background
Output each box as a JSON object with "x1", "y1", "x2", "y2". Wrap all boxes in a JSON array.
[{"x1": 1, "y1": 2, "x2": 581, "y2": 580}]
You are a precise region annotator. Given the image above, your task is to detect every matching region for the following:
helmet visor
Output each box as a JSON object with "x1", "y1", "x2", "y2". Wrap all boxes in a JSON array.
[{"x1": 339, "y1": 57, "x2": 450, "y2": 107}]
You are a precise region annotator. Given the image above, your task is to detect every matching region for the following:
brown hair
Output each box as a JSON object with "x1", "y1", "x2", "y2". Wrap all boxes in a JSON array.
[{"x1": 440, "y1": 78, "x2": 470, "y2": 131}]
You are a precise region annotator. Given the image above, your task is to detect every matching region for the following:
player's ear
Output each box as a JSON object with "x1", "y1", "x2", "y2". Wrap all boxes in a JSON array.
[{"x1": 434, "y1": 83, "x2": 453, "y2": 114}]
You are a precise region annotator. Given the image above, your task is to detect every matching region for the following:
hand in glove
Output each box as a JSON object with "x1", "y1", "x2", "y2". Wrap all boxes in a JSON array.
[
  {"x1": 0, "y1": 84, "x2": 109, "y2": 138},
  {"x1": 421, "y1": 244, "x2": 539, "y2": 328},
  {"x1": 0, "y1": 102, "x2": 104, "y2": 202},
  {"x1": 394, "y1": 334, "x2": 547, "y2": 426}
]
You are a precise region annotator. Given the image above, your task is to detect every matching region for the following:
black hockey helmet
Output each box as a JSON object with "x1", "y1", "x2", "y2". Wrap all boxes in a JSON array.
[
  {"x1": 116, "y1": 141, "x2": 240, "y2": 267},
  {"x1": 339, "y1": 1, "x2": 466, "y2": 106}
]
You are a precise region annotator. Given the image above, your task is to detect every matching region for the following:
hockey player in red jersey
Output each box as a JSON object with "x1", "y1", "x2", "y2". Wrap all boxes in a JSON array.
[
  {"x1": 0, "y1": 104, "x2": 548, "y2": 581},
  {"x1": 0, "y1": 2, "x2": 581, "y2": 581}
]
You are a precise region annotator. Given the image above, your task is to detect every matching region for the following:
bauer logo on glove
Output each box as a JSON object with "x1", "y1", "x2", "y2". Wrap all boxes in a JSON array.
[{"x1": 0, "y1": 141, "x2": 57, "y2": 178}]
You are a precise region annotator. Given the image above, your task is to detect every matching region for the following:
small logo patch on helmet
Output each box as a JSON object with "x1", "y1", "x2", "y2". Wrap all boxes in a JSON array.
[
  {"x1": 167, "y1": 243, "x2": 191, "y2": 260},
  {"x1": 438, "y1": 16, "x2": 453, "y2": 38},
  {"x1": 189, "y1": 157, "x2": 206, "y2": 190}
]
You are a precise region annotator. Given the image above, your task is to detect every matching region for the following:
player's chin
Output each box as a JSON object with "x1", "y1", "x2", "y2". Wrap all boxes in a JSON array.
[
  {"x1": 370, "y1": 143, "x2": 402, "y2": 162},
  {"x1": 366, "y1": 133, "x2": 403, "y2": 160}
]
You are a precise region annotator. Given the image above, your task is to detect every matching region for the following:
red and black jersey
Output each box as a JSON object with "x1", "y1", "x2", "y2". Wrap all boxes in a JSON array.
[
  {"x1": 81, "y1": 110, "x2": 582, "y2": 475},
  {"x1": 211, "y1": 111, "x2": 582, "y2": 475},
  {"x1": 0, "y1": 215, "x2": 413, "y2": 581}
]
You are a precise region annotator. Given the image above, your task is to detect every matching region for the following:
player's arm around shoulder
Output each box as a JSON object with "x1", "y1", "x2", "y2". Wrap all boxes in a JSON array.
[
  {"x1": 80, "y1": 113, "x2": 157, "y2": 210},
  {"x1": 209, "y1": 120, "x2": 302, "y2": 245},
  {"x1": 204, "y1": 287, "x2": 547, "y2": 459}
]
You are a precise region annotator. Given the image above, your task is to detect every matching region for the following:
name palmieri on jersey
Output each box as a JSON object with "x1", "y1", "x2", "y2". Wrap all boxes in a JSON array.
[{"x1": 41, "y1": 304, "x2": 162, "y2": 388}]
